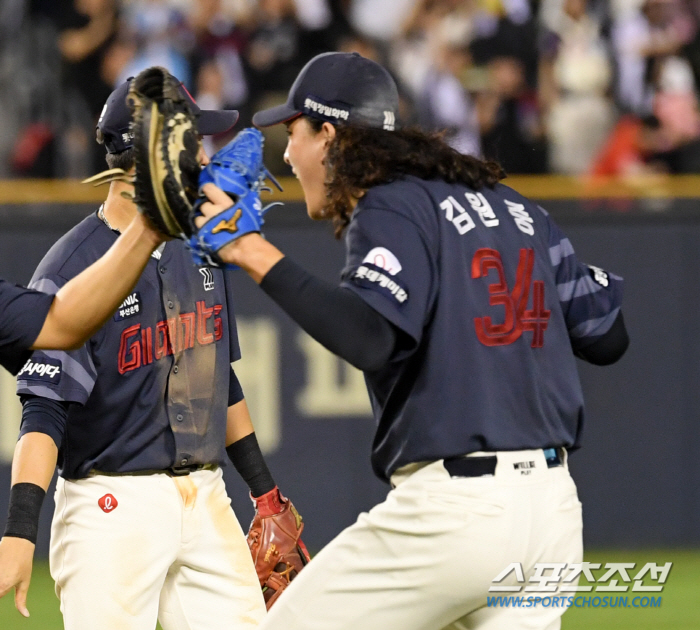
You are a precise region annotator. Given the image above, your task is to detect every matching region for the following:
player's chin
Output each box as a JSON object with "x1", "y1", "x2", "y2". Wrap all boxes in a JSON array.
[{"x1": 305, "y1": 201, "x2": 329, "y2": 221}]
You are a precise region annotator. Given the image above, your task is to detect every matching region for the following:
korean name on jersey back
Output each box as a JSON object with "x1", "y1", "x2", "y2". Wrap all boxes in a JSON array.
[{"x1": 18, "y1": 357, "x2": 62, "y2": 383}]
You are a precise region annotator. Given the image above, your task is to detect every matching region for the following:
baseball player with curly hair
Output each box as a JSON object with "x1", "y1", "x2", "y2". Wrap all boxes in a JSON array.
[
  {"x1": 193, "y1": 52, "x2": 630, "y2": 630},
  {"x1": 0, "y1": 75, "x2": 305, "y2": 628}
]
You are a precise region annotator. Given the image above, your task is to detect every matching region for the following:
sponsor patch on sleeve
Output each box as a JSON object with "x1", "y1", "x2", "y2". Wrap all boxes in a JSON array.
[
  {"x1": 587, "y1": 265, "x2": 609, "y2": 288},
  {"x1": 17, "y1": 357, "x2": 62, "y2": 384},
  {"x1": 114, "y1": 291, "x2": 142, "y2": 321},
  {"x1": 362, "y1": 247, "x2": 402, "y2": 276},
  {"x1": 352, "y1": 263, "x2": 409, "y2": 304}
]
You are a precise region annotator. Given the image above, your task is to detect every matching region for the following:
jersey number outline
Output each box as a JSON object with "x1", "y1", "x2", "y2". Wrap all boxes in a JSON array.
[{"x1": 472, "y1": 248, "x2": 551, "y2": 347}]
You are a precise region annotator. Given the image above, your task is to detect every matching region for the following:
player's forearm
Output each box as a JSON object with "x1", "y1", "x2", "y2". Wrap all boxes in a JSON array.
[
  {"x1": 32, "y1": 214, "x2": 162, "y2": 350},
  {"x1": 259, "y1": 257, "x2": 400, "y2": 371},
  {"x1": 2, "y1": 434, "x2": 56, "y2": 552},
  {"x1": 11, "y1": 433, "x2": 58, "y2": 491},
  {"x1": 225, "y1": 399, "x2": 256, "y2": 445},
  {"x1": 226, "y1": 401, "x2": 276, "y2": 497},
  {"x1": 219, "y1": 234, "x2": 285, "y2": 284}
]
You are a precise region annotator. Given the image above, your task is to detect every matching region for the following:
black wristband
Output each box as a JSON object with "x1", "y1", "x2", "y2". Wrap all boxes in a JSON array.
[
  {"x1": 3, "y1": 483, "x2": 46, "y2": 544},
  {"x1": 226, "y1": 433, "x2": 276, "y2": 498}
]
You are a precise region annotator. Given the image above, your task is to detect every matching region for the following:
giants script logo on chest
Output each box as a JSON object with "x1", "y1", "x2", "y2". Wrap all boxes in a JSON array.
[{"x1": 117, "y1": 301, "x2": 223, "y2": 374}]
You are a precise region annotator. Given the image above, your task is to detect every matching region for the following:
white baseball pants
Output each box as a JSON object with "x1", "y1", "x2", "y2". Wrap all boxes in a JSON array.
[
  {"x1": 50, "y1": 468, "x2": 266, "y2": 630},
  {"x1": 261, "y1": 450, "x2": 583, "y2": 630}
]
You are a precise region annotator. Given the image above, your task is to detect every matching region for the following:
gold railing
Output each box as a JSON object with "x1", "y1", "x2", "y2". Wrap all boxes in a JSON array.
[{"x1": 2, "y1": 175, "x2": 700, "y2": 204}]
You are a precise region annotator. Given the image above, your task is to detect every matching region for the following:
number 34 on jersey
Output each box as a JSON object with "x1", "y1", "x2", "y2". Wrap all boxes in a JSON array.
[{"x1": 439, "y1": 192, "x2": 550, "y2": 348}]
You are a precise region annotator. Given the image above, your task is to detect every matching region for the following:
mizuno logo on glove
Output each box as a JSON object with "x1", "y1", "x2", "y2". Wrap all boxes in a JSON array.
[{"x1": 212, "y1": 208, "x2": 243, "y2": 234}]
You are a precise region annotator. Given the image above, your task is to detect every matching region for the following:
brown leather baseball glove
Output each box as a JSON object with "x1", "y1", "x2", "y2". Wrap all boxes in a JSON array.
[{"x1": 246, "y1": 487, "x2": 310, "y2": 609}]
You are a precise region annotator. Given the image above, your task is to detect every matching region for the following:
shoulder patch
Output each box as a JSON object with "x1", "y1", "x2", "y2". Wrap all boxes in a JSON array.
[
  {"x1": 353, "y1": 263, "x2": 409, "y2": 304},
  {"x1": 362, "y1": 247, "x2": 402, "y2": 276},
  {"x1": 18, "y1": 357, "x2": 62, "y2": 384},
  {"x1": 587, "y1": 265, "x2": 610, "y2": 288}
]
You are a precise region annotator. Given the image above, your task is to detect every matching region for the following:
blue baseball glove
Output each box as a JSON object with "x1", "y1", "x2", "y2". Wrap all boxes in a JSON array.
[
  {"x1": 189, "y1": 192, "x2": 266, "y2": 268},
  {"x1": 189, "y1": 128, "x2": 282, "y2": 268},
  {"x1": 198, "y1": 127, "x2": 281, "y2": 198}
]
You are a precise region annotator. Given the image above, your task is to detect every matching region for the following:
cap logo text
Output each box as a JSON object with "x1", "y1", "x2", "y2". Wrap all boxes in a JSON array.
[{"x1": 304, "y1": 97, "x2": 349, "y2": 121}]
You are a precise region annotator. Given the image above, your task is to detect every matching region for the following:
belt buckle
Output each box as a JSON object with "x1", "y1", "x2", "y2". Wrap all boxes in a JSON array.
[
  {"x1": 543, "y1": 447, "x2": 564, "y2": 468},
  {"x1": 168, "y1": 465, "x2": 195, "y2": 476}
]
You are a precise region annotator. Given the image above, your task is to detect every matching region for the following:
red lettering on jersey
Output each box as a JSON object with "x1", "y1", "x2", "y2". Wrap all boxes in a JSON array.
[
  {"x1": 155, "y1": 321, "x2": 172, "y2": 359},
  {"x1": 98, "y1": 494, "x2": 118, "y2": 513},
  {"x1": 120, "y1": 303, "x2": 223, "y2": 372},
  {"x1": 180, "y1": 313, "x2": 195, "y2": 350},
  {"x1": 167, "y1": 317, "x2": 179, "y2": 354},
  {"x1": 213, "y1": 305, "x2": 223, "y2": 341},
  {"x1": 118, "y1": 325, "x2": 142, "y2": 374},
  {"x1": 521, "y1": 280, "x2": 550, "y2": 348},
  {"x1": 472, "y1": 248, "x2": 550, "y2": 348},
  {"x1": 196, "y1": 301, "x2": 214, "y2": 345},
  {"x1": 141, "y1": 327, "x2": 153, "y2": 365}
]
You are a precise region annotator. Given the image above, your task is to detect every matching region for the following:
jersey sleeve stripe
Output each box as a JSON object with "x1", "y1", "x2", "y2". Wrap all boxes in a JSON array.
[
  {"x1": 557, "y1": 275, "x2": 603, "y2": 302},
  {"x1": 15, "y1": 384, "x2": 66, "y2": 401},
  {"x1": 569, "y1": 307, "x2": 620, "y2": 339},
  {"x1": 549, "y1": 239, "x2": 575, "y2": 267},
  {"x1": 43, "y1": 350, "x2": 97, "y2": 391},
  {"x1": 29, "y1": 277, "x2": 61, "y2": 295}
]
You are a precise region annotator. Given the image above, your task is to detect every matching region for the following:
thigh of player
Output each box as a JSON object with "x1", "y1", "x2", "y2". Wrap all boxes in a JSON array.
[
  {"x1": 257, "y1": 460, "x2": 534, "y2": 630},
  {"x1": 50, "y1": 474, "x2": 183, "y2": 630},
  {"x1": 157, "y1": 468, "x2": 266, "y2": 630},
  {"x1": 449, "y1": 465, "x2": 584, "y2": 630}
]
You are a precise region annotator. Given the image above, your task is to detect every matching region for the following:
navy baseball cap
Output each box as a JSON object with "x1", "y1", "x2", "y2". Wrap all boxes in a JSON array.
[
  {"x1": 252, "y1": 52, "x2": 399, "y2": 131},
  {"x1": 97, "y1": 77, "x2": 239, "y2": 154}
]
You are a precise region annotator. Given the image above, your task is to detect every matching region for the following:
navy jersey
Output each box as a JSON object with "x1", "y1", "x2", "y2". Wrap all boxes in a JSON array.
[
  {"x1": 340, "y1": 176, "x2": 623, "y2": 482},
  {"x1": 17, "y1": 212, "x2": 240, "y2": 480},
  {"x1": 0, "y1": 280, "x2": 54, "y2": 375}
]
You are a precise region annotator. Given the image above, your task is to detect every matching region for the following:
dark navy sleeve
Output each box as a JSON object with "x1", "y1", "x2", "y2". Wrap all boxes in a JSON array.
[
  {"x1": 16, "y1": 275, "x2": 98, "y2": 404},
  {"x1": 228, "y1": 365, "x2": 244, "y2": 407},
  {"x1": 223, "y1": 270, "x2": 242, "y2": 362},
  {"x1": 339, "y1": 208, "x2": 436, "y2": 346},
  {"x1": 19, "y1": 395, "x2": 69, "y2": 450},
  {"x1": 0, "y1": 279, "x2": 55, "y2": 375},
  {"x1": 542, "y1": 207, "x2": 624, "y2": 349}
]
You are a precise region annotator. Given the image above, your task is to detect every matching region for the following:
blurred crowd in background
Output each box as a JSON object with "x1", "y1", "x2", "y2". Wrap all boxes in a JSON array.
[{"x1": 2, "y1": 0, "x2": 700, "y2": 178}]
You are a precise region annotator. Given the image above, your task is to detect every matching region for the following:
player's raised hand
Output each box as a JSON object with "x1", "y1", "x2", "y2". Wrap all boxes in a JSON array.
[
  {"x1": 195, "y1": 183, "x2": 236, "y2": 227},
  {"x1": 0, "y1": 536, "x2": 35, "y2": 617}
]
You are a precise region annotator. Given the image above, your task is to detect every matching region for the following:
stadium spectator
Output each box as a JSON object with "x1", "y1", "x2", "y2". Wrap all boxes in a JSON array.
[
  {"x1": 3, "y1": 0, "x2": 700, "y2": 176},
  {"x1": 477, "y1": 56, "x2": 548, "y2": 173},
  {"x1": 540, "y1": 0, "x2": 616, "y2": 173}
]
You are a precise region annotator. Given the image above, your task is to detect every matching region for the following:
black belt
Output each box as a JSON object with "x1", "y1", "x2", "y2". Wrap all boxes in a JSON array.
[
  {"x1": 166, "y1": 463, "x2": 216, "y2": 476},
  {"x1": 90, "y1": 464, "x2": 217, "y2": 477},
  {"x1": 444, "y1": 448, "x2": 565, "y2": 478}
]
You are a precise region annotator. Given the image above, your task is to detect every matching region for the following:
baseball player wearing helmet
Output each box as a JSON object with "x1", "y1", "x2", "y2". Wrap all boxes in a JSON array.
[
  {"x1": 0, "y1": 77, "x2": 283, "y2": 628},
  {"x1": 193, "y1": 52, "x2": 629, "y2": 630}
]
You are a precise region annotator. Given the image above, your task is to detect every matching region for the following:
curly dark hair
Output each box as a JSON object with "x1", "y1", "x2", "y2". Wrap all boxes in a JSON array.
[{"x1": 305, "y1": 117, "x2": 505, "y2": 238}]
